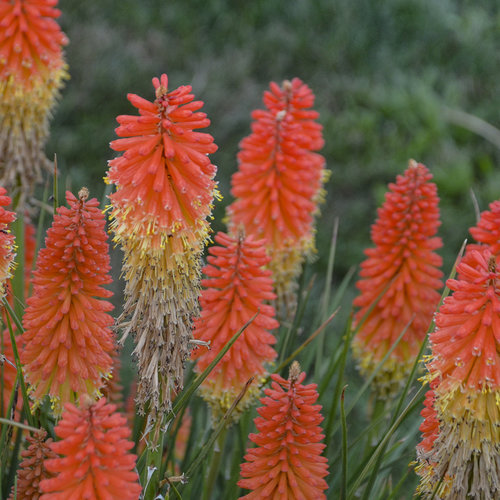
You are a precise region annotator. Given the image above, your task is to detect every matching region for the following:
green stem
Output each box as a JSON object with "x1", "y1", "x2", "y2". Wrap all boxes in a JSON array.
[
  {"x1": 3, "y1": 307, "x2": 35, "y2": 428},
  {"x1": 203, "y1": 425, "x2": 228, "y2": 500},
  {"x1": 0, "y1": 418, "x2": 39, "y2": 433},
  {"x1": 315, "y1": 217, "x2": 338, "y2": 379},
  {"x1": 340, "y1": 386, "x2": 348, "y2": 500}
]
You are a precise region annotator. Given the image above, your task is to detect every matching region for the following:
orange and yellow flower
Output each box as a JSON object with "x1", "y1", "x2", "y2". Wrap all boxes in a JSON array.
[
  {"x1": 0, "y1": 0, "x2": 68, "y2": 205},
  {"x1": 227, "y1": 78, "x2": 327, "y2": 317},
  {"x1": 352, "y1": 160, "x2": 443, "y2": 397},
  {"x1": 39, "y1": 397, "x2": 141, "y2": 500},
  {"x1": 107, "y1": 73, "x2": 219, "y2": 416},
  {"x1": 238, "y1": 362, "x2": 329, "y2": 499},
  {"x1": 416, "y1": 247, "x2": 500, "y2": 498},
  {"x1": 192, "y1": 231, "x2": 278, "y2": 421},
  {"x1": 21, "y1": 189, "x2": 114, "y2": 411}
]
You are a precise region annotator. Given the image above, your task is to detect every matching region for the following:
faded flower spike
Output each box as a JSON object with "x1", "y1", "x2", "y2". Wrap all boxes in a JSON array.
[
  {"x1": 9, "y1": 429, "x2": 57, "y2": 500},
  {"x1": 0, "y1": 0, "x2": 68, "y2": 206},
  {"x1": 21, "y1": 189, "x2": 115, "y2": 412},
  {"x1": 106, "y1": 73, "x2": 218, "y2": 418},
  {"x1": 238, "y1": 361, "x2": 329, "y2": 499},
  {"x1": 39, "y1": 397, "x2": 142, "y2": 500},
  {"x1": 352, "y1": 160, "x2": 443, "y2": 398},
  {"x1": 228, "y1": 78, "x2": 328, "y2": 318},
  {"x1": 416, "y1": 247, "x2": 500, "y2": 499},
  {"x1": 0, "y1": 186, "x2": 16, "y2": 299},
  {"x1": 192, "y1": 231, "x2": 278, "y2": 422}
]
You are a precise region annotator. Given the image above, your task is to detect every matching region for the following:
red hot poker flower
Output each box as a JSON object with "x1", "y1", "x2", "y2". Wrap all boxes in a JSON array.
[
  {"x1": 192, "y1": 231, "x2": 278, "y2": 420},
  {"x1": 0, "y1": 187, "x2": 16, "y2": 299},
  {"x1": 21, "y1": 189, "x2": 114, "y2": 411},
  {"x1": 416, "y1": 247, "x2": 500, "y2": 498},
  {"x1": 228, "y1": 78, "x2": 327, "y2": 317},
  {"x1": 107, "y1": 72, "x2": 218, "y2": 258},
  {"x1": 427, "y1": 248, "x2": 500, "y2": 392},
  {"x1": 0, "y1": 0, "x2": 68, "y2": 205},
  {"x1": 106, "y1": 73, "x2": 219, "y2": 416},
  {"x1": 1, "y1": 327, "x2": 17, "y2": 417},
  {"x1": 352, "y1": 160, "x2": 443, "y2": 397},
  {"x1": 9, "y1": 429, "x2": 57, "y2": 500},
  {"x1": 0, "y1": 0, "x2": 68, "y2": 84},
  {"x1": 238, "y1": 362, "x2": 329, "y2": 499},
  {"x1": 469, "y1": 199, "x2": 500, "y2": 255},
  {"x1": 39, "y1": 397, "x2": 141, "y2": 500}
]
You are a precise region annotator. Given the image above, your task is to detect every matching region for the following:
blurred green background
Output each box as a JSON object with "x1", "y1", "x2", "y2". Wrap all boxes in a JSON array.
[{"x1": 49, "y1": 0, "x2": 500, "y2": 282}]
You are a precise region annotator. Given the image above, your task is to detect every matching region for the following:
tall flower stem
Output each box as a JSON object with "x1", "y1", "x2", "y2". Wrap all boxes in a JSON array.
[
  {"x1": 3, "y1": 307, "x2": 34, "y2": 428},
  {"x1": 203, "y1": 426, "x2": 228, "y2": 500}
]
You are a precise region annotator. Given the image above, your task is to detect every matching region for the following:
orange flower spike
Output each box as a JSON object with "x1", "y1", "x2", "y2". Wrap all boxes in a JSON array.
[
  {"x1": 1, "y1": 328, "x2": 17, "y2": 417},
  {"x1": 0, "y1": 187, "x2": 16, "y2": 299},
  {"x1": 0, "y1": 0, "x2": 68, "y2": 205},
  {"x1": 469, "y1": 199, "x2": 500, "y2": 255},
  {"x1": 417, "y1": 386, "x2": 440, "y2": 455},
  {"x1": 228, "y1": 78, "x2": 328, "y2": 316},
  {"x1": 21, "y1": 188, "x2": 114, "y2": 411},
  {"x1": 106, "y1": 73, "x2": 219, "y2": 417},
  {"x1": 192, "y1": 231, "x2": 278, "y2": 421},
  {"x1": 107, "y1": 72, "x2": 218, "y2": 256},
  {"x1": 238, "y1": 362, "x2": 329, "y2": 499},
  {"x1": 0, "y1": 0, "x2": 68, "y2": 83},
  {"x1": 428, "y1": 248, "x2": 500, "y2": 391},
  {"x1": 415, "y1": 247, "x2": 500, "y2": 499},
  {"x1": 352, "y1": 160, "x2": 443, "y2": 397},
  {"x1": 39, "y1": 397, "x2": 142, "y2": 500},
  {"x1": 9, "y1": 429, "x2": 57, "y2": 500}
]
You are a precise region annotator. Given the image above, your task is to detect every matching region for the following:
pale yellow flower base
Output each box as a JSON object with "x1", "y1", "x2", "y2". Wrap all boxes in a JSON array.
[
  {"x1": 416, "y1": 387, "x2": 500, "y2": 499},
  {"x1": 0, "y1": 68, "x2": 68, "y2": 206}
]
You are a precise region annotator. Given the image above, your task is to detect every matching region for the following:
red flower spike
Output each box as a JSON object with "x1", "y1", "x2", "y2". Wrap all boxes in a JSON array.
[
  {"x1": 107, "y1": 72, "x2": 218, "y2": 257},
  {"x1": 416, "y1": 247, "x2": 500, "y2": 498},
  {"x1": 0, "y1": 187, "x2": 16, "y2": 299},
  {"x1": 21, "y1": 189, "x2": 115, "y2": 411},
  {"x1": 9, "y1": 429, "x2": 57, "y2": 500},
  {"x1": 227, "y1": 78, "x2": 328, "y2": 317},
  {"x1": 1, "y1": 327, "x2": 17, "y2": 417},
  {"x1": 428, "y1": 248, "x2": 500, "y2": 392},
  {"x1": 192, "y1": 231, "x2": 278, "y2": 421},
  {"x1": 106, "y1": 74, "x2": 219, "y2": 418},
  {"x1": 0, "y1": 0, "x2": 68, "y2": 205},
  {"x1": 469, "y1": 199, "x2": 500, "y2": 255},
  {"x1": 352, "y1": 160, "x2": 443, "y2": 397},
  {"x1": 238, "y1": 362, "x2": 329, "y2": 499},
  {"x1": 0, "y1": 0, "x2": 68, "y2": 83},
  {"x1": 39, "y1": 397, "x2": 141, "y2": 500},
  {"x1": 416, "y1": 377, "x2": 440, "y2": 456}
]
